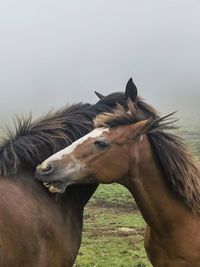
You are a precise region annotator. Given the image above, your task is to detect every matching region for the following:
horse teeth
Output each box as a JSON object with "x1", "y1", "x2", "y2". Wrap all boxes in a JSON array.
[
  {"x1": 49, "y1": 185, "x2": 62, "y2": 193},
  {"x1": 43, "y1": 182, "x2": 50, "y2": 187}
]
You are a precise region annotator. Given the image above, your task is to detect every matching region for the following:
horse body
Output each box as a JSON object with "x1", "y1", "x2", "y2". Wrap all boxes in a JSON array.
[
  {"x1": 36, "y1": 102, "x2": 200, "y2": 267},
  {"x1": 0, "y1": 170, "x2": 83, "y2": 267}
]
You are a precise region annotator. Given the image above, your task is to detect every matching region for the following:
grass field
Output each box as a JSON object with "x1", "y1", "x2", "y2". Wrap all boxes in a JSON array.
[
  {"x1": 74, "y1": 186, "x2": 151, "y2": 267},
  {"x1": 74, "y1": 128, "x2": 199, "y2": 267}
]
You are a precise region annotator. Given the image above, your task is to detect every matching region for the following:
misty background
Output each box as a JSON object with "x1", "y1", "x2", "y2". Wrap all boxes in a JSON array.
[{"x1": 0, "y1": 0, "x2": 199, "y2": 127}]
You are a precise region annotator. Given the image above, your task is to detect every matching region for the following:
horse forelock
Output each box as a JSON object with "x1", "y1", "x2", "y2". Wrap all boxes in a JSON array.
[{"x1": 94, "y1": 99, "x2": 159, "y2": 128}]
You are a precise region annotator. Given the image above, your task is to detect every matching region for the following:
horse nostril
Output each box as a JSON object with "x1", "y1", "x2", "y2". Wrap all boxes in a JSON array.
[{"x1": 39, "y1": 163, "x2": 54, "y2": 175}]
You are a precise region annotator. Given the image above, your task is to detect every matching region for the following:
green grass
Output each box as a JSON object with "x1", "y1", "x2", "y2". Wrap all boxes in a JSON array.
[
  {"x1": 75, "y1": 203, "x2": 151, "y2": 267},
  {"x1": 89, "y1": 183, "x2": 135, "y2": 207}
]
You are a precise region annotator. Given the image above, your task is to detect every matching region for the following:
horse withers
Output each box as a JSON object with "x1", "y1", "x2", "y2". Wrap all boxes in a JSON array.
[{"x1": 36, "y1": 102, "x2": 200, "y2": 267}]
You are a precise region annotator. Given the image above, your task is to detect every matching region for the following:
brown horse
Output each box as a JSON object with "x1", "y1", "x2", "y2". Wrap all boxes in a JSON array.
[
  {"x1": 0, "y1": 79, "x2": 159, "y2": 266},
  {"x1": 36, "y1": 102, "x2": 200, "y2": 267}
]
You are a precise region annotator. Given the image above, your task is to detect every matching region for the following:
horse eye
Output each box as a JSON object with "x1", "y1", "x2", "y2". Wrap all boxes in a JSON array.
[{"x1": 94, "y1": 140, "x2": 109, "y2": 149}]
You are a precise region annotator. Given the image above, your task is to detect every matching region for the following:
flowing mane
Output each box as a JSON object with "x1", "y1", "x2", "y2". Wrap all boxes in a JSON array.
[
  {"x1": 94, "y1": 102, "x2": 200, "y2": 214},
  {"x1": 0, "y1": 103, "x2": 100, "y2": 176},
  {"x1": 0, "y1": 88, "x2": 159, "y2": 178}
]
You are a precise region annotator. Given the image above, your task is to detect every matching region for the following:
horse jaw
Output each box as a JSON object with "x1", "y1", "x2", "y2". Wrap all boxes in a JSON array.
[{"x1": 43, "y1": 180, "x2": 73, "y2": 194}]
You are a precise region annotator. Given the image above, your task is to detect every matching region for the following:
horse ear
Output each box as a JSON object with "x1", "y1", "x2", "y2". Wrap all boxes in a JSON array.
[
  {"x1": 125, "y1": 78, "x2": 138, "y2": 101},
  {"x1": 94, "y1": 91, "x2": 104, "y2": 99},
  {"x1": 128, "y1": 120, "x2": 147, "y2": 140}
]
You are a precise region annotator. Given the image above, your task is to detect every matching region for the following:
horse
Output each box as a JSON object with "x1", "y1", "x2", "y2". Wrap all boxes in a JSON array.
[
  {"x1": 36, "y1": 102, "x2": 200, "y2": 267},
  {"x1": 0, "y1": 78, "x2": 159, "y2": 266}
]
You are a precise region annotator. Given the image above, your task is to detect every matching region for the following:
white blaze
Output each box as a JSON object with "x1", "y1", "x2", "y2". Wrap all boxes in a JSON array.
[{"x1": 42, "y1": 128, "x2": 109, "y2": 165}]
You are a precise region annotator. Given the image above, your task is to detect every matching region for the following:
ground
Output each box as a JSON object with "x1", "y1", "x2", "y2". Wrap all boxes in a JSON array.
[{"x1": 74, "y1": 184, "x2": 151, "y2": 267}]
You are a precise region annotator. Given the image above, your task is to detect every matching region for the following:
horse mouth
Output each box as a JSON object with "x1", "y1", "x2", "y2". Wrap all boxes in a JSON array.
[{"x1": 43, "y1": 181, "x2": 67, "y2": 193}]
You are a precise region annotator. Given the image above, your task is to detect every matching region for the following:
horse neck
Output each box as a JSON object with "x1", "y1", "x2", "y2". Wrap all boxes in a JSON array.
[
  {"x1": 16, "y1": 166, "x2": 85, "y2": 218},
  {"x1": 7, "y1": 167, "x2": 84, "y2": 263},
  {"x1": 125, "y1": 136, "x2": 190, "y2": 232}
]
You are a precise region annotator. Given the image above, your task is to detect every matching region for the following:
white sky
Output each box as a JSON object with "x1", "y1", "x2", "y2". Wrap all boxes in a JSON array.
[{"x1": 0, "y1": 0, "x2": 199, "y2": 125}]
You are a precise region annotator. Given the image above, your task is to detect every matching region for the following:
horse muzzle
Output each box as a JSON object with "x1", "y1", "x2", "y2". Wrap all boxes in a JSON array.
[{"x1": 35, "y1": 162, "x2": 78, "y2": 193}]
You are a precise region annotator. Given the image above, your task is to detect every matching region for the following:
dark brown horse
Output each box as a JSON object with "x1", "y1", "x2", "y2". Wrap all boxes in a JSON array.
[
  {"x1": 0, "y1": 79, "x2": 158, "y2": 266},
  {"x1": 36, "y1": 102, "x2": 200, "y2": 267},
  {"x1": 0, "y1": 103, "x2": 98, "y2": 267}
]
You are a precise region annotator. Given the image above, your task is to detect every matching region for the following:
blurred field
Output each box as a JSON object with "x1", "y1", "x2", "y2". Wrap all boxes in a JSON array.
[
  {"x1": 74, "y1": 128, "x2": 200, "y2": 267},
  {"x1": 177, "y1": 127, "x2": 200, "y2": 156}
]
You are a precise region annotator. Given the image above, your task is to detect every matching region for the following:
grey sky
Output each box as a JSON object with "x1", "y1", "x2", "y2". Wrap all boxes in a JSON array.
[{"x1": 0, "y1": 0, "x2": 199, "y2": 125}]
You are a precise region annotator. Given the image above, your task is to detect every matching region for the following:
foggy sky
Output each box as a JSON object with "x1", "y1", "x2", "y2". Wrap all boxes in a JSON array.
[{"x1": 0, "y1": 0, "x2": 200, "y2": 126}]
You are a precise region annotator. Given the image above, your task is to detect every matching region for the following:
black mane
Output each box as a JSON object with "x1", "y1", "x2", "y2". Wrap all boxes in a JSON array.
[
  {"x1": 96, "y1": 93, "x2": 158, "y2": 118},
  {"x1": 0, "y1": 97, "x2": 131, "y2": 177},
  {"x1": 0, "y1": 103, "x2": 100, "y2": 176}
]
